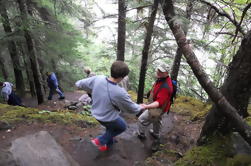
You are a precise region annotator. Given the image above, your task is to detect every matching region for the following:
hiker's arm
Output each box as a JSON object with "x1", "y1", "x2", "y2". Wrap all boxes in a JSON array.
[
  {"x1": 141, "y1": 101, "x2": 159, "y2": 110},
  {"x1": 115, "y1": 90, "x2": 143, "y2": 114},
  {"x1": 75, "y1": 76, "x2": 95, "y2": 92}
]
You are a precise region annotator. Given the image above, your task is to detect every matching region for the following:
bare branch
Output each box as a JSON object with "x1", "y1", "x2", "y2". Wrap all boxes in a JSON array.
[
  {"x1": 232, "y1": 3, "x2": 251, "y2": 42},
  {"x1": 150, "y1": 55, "x2": 173, "y2": 63},
  {"x1": 205, "y1": 22, "x2": 228, "y2": 47},
  {"x1": 200, "y1": 0, "x2": 245, "y2": 35}
]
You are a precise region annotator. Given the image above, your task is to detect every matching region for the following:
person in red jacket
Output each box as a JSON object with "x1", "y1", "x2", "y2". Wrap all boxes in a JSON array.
[{"x1": 137, "y1": 63, "x2": 173, "y2": 151}]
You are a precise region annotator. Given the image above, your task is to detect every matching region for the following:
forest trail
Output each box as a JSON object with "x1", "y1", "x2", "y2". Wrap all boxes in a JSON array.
[{"x1": 0, "y1": 91, "x2": 183, "y2": 166}]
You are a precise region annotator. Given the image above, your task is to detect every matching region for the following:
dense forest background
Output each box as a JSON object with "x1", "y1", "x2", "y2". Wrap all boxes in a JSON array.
[{"x1": 2, "y1": 0, "x2": 250, "y2": 102}]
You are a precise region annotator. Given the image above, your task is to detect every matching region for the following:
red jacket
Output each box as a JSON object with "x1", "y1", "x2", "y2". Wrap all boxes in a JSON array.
[{"x1": 152, "y1": 76, "x2": 173, "y2": 112}]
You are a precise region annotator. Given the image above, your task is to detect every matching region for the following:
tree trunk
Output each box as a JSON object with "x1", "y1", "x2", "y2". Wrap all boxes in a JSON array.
[
  {"x1": 137, "y1": 0, "x2": 159, "y2": 103},
  {"x1": 116, "y1": 0, "x2": 126, "y2": 61},
  {"x1": 171, "y1": 0, "x2": 193, "y2": 81},
  {"x1": 17, "y1": 42, "x2": 36, "y2": 97},
  {"x1": 161, "y1": 0, "x2": 251, "y2": 145},
  {"x1": 198, "y1": 30, "x2": 251, "y2": 144},
  {"x1": 0, "y1": 0, "x2": 25, "y2": 96},
  {"x1": 0, "y1": 56, "x2": 8, "y2": 80},
  {"x1": 17, "y1": 0, "x2": 45, "y2": 104}
]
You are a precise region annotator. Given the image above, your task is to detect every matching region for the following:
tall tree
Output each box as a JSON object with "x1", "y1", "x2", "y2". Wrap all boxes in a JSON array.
[
  {"x1": 117, "y1": 0, "x2": 126, "y2": 61},
  {"x1": 0, "y1": 0, "x2": 25, "y2": 96},
  {"x1": 198, "y1": 32, "x2": 251, "y2": 143},
  {"x1": 137, "y1": 0, "x2": 159, "y2": 103},
  {"x1": 198, "y1": 27, "x2": 251, "y2": 143},
  {"x1": 0, "y1": 55, "x2": 8, "y2": 80},
  {"x1": 17, "y1": 0, "x2": 45, "y2": 104},
  {"x1": 170, "y1": 0, "x2": 193, "y2": 81},
  {"x1": 18, "y1": 43, "x2": 36, "y2": 97},
  {"x1": 160, "y1": 0, "x2": 251, "y2": 145}
]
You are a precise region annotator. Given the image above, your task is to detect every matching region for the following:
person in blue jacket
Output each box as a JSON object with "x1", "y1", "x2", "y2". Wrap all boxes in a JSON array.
[{"x1": 46, "y1": 72, "x2": 65, "y2": 100}]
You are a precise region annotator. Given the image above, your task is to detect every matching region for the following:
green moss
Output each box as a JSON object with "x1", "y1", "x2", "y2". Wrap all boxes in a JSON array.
[
  {"x1": 128, "y1": 90, "x2": 137, "y2": 102},
  {"x1": 0, "y1": 104, "x2": 98, "y2": 127},
  {"x1": 247, "y1": 104, "x2": 251, "y2": 115},
  {"x1": 246, "y1": 117, "x2": 251, "y2": 126},
  {"x1": 172, "y1": 96, "x2": 211, "y2": 120},
  {"x1": 226, "y1": 154, "x2": 251, "y2": 166},
  {"x1": 173, "y1": 134, "x2": 251, "y2": 166}
]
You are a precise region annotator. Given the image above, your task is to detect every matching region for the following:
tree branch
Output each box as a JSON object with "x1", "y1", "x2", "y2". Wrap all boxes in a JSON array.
[
  {"x1": 200, "y1": 0, "x2": 245, "y2": 35},
  {"x1": 232, "y1": 2, "x2": 251, "y2": 42}
]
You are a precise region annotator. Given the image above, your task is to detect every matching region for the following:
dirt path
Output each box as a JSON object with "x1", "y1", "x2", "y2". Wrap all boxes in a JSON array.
[{"x1": 1, "y1": 91, "x2": 200, "y2": 166}]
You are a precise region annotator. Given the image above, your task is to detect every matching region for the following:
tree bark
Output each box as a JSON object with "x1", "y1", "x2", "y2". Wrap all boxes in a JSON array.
[
  {"x1": 116, "y1": 0, "x2": 126, "y2": 61},
  {"x1": 17, "y1": 0, "x2": 45, "y2": 104},
  {"x1": 0, "y1": 56, "x2": 8, "y2": 80},
  {"x1": 137, "y1": 0, "x2": 159, "y2": 103},
  {"x1": 161, "y1": 0, "x2": 251, "y2": 145},
  {"x1": 198, "y1": 30, "x2": 251, "y2": 143},
  {"x1": 17, "y1": 42, "x2": 36, "y2": 97},
  {"x1": 171, "y1": 0, "x2": 193, "y2": 81},
  {"x1": 0, "y1": 0, "x2": 26, "y2": 96}
]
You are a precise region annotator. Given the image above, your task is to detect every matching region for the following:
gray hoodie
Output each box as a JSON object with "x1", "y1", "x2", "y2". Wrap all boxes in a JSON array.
[{"x1": 75, "y1": 75, "x2": 141, "y2": 122}]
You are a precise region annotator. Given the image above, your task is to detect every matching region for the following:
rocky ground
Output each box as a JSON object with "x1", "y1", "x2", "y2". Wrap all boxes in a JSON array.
[{"x1": 0, "y1": 91, "x2": 203, "y2": 166}]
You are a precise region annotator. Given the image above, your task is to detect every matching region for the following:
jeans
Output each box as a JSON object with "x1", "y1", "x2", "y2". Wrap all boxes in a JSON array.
[
  {"x1": 97, "y1": 117, "x2": 127, "y2": 147},
  {"x1": 48, "y1": 87, "x2": 64, "y2": 100}
]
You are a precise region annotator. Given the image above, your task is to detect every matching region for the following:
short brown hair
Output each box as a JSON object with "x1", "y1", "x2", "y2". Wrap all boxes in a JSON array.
[
  {"x1": 84, "y1": 68, "x2": 91, "y2": 75},
  {"x1": 110, "y1": 61, "x2": 130, "y2": 79}
]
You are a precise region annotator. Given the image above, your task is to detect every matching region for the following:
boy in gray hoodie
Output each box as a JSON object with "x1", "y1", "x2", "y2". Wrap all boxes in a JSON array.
[{"x1": 76, "y1": 61, "x2": 144, "y2": 151}]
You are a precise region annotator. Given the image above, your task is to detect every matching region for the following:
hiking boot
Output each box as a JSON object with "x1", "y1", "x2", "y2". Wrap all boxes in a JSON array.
[
  {"x1": 149, "y1": 129, "x2": 159, "y2": 139},
  {"x1": 91, "y1": 138, "x2": 108, "y2": 152},
  {"x1": 151, "y1": 139, "x2": 160, "y2": 152},
  {"x1": 137, "y1": 133, "x2": 146, "y2": 140},
  {"x1": 113, "y1": 137, "x2": 118, "y2": 143},
  {"x1": 58, "y1": 96, "x2": 65, "y2": 100}
]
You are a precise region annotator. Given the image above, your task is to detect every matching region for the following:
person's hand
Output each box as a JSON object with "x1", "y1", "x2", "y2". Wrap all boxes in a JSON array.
[
  {"x1": 140, "y1": 104, "x2": 148, "y2": 110},
  {"x1": 136, "y1": 104, "x2": 147, "y2": 118}
]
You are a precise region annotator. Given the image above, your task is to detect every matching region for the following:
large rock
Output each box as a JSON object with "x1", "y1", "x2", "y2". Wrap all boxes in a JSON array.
[
  {"x1": 231, "y1": 132, "x2": 251, "y2": 155},
  {"x1": 9, "y1": 131, "x2": 79, "y2": 166},
  {"x1": 0, "y1": 149, "x2": 18, "y2": 166}
]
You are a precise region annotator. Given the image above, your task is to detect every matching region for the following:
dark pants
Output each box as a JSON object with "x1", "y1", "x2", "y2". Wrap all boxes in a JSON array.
[
  {"x1": 8, "y1": 92, "x2": 22, "y2": 106},
  {"x1": 97, "y1": 117, "x2": 127, "y2": 147},
  {"x1": 48, "y1": 87, "x2": 64, "y2": 100}
]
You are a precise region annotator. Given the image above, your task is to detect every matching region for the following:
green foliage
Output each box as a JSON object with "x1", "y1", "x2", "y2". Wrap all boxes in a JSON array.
[
  {"x1": 233, "y1": 0, "x2": 250, "y2": 4},
  {"x1": 173, "y1": 96, "x2": 211, "y2": 121},
  {"x1": 1, "y1": 0, "x2": 250, "y2": 103},
  {"x1": 0, "y1": 104, "x2": 98, "y2": 127},
  {"x1": 191, "y1": 39, "x2": 218, "y2": 54}
]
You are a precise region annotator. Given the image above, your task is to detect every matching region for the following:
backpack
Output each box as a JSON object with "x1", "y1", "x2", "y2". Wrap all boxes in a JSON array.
[{"x1": 170, "y1": 80, "x2": 177, "y2": 104}]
